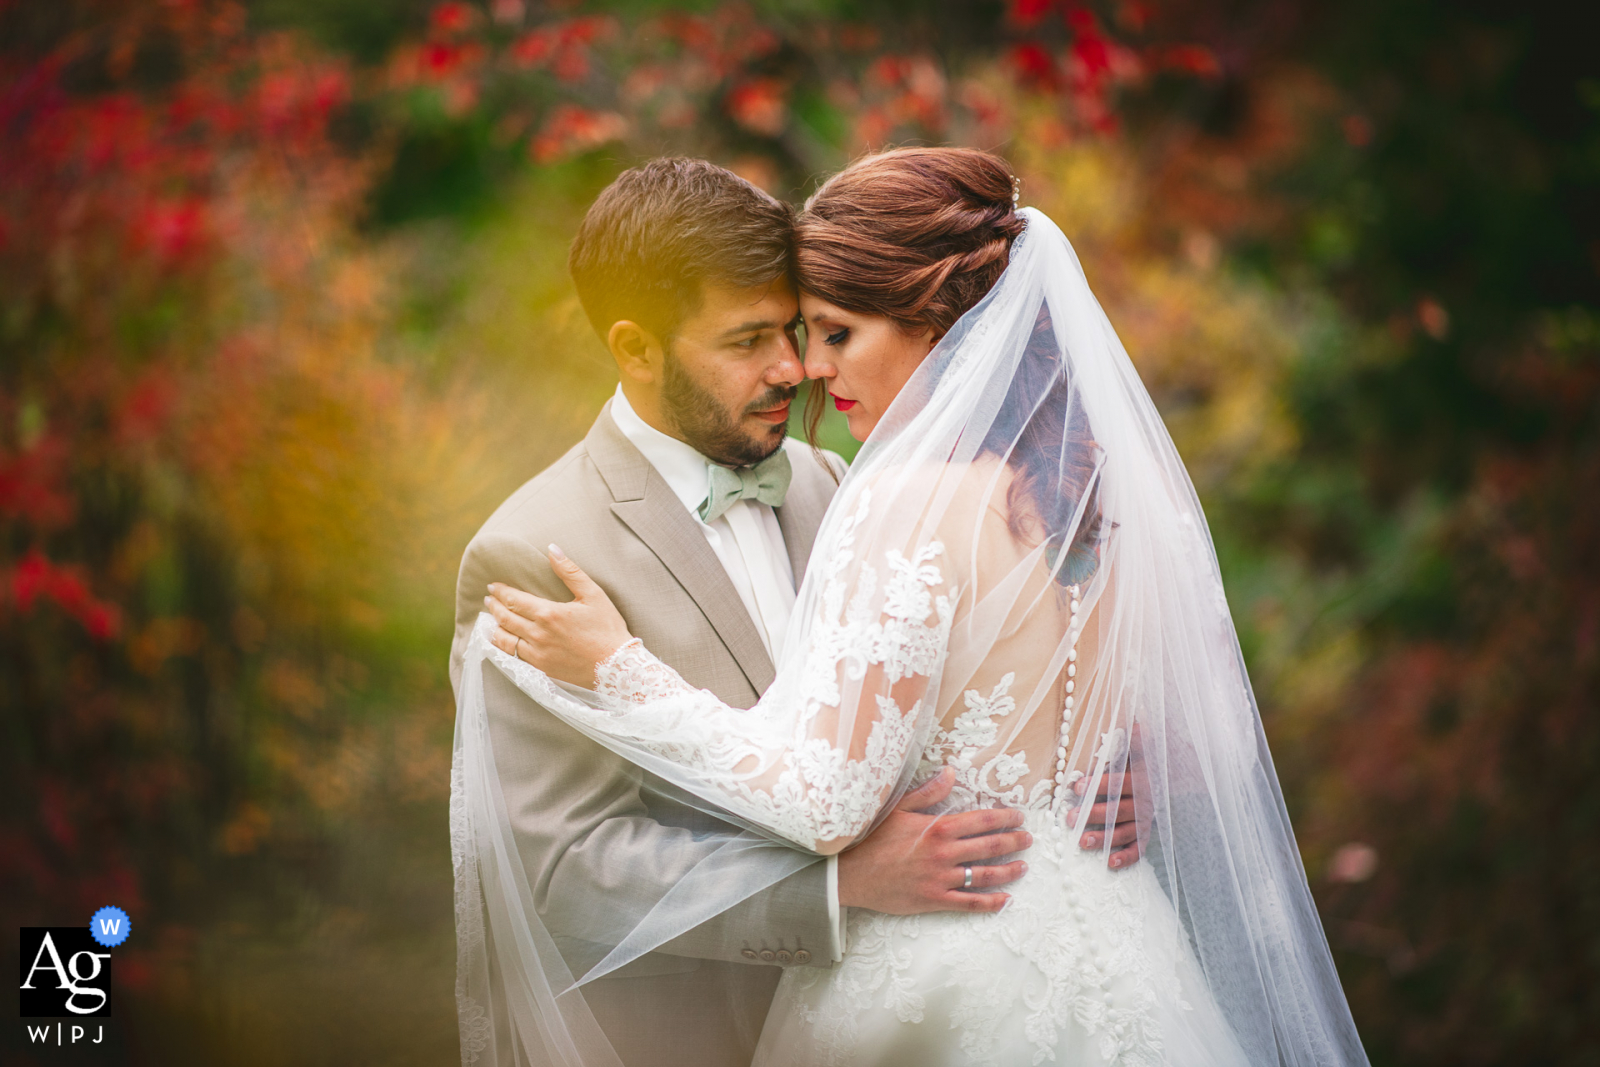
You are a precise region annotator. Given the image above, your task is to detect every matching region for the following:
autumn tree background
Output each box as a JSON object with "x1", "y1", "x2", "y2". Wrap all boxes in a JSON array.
[{"x1": 2, "y1": 0, "x2": 1596, "y2": 1063}]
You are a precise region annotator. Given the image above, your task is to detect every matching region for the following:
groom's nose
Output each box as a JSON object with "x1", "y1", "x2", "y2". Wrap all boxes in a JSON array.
[{"x1": 767, "y1": 331, "x2": 805, "y2": 388}]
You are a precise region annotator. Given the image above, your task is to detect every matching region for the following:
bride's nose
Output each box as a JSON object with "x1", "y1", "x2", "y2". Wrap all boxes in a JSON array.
[{"x1": 804, "y1": 357, "x2": 835, "y2": 381}]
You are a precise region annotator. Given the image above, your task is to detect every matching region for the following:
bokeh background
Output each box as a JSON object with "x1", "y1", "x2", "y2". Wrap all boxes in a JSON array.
[{"x1": 2, "y1": 0, "x2": 1596, "y2": 1063}]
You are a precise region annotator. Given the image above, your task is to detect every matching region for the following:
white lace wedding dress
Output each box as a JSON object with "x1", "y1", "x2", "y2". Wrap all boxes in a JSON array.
[
  {"x1": 570, "y1": 471, "x2": 1247, "y2": 1067},
  {"x1": 761, "y1": 819, "x2": 1244, "y2": 1067},
  {"x1": 451, "y1": 209, "x2": 1369, "y2": 1067}
]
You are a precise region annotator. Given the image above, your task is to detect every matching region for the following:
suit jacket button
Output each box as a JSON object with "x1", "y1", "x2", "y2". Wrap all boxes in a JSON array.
[
  {"x1": 759, "y1": 949, "x2": 776, "y2": 962},
  {"x1": 793, "y1": 949, "x2": 812, "y2": 964},
  {"x1": 740, "y1": 949, "x2": 758, "y2": 960},
  {"x1": 775, "y1": 949, "x2": 792, "y2": 964}
]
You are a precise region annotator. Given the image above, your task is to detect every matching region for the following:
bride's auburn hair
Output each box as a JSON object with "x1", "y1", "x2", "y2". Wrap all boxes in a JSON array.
[
  {"x1": 796, "y1": 147, "x2": 1026, "y2": 336},
  {"x1": 799, "y1": 147, "x2": 1103, "y2": 580}
]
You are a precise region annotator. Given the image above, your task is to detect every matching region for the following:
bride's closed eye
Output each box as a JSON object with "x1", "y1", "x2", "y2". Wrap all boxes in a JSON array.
[{"x1": 824, "y1": 327, "x2": 850, "y2": 346}]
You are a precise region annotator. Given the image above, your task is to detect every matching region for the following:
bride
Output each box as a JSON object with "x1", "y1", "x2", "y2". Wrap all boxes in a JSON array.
[{"x1": 460, "y1": 148, "x2": 1367, "y2": 1066}]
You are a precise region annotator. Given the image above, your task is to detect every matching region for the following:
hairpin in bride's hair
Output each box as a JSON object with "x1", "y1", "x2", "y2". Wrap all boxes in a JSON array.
[{"x1": 1011, "y1": 176, "x2": 1021, "y2": 206}]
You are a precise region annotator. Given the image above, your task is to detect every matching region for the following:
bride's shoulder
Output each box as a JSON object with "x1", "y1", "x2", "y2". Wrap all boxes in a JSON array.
[
  {"x1": 854, "y1": 454, "x2": 1014, "y2": 505},
  {"x1": 845, "y1": 455, "x2": 1019, "y2": 558}
]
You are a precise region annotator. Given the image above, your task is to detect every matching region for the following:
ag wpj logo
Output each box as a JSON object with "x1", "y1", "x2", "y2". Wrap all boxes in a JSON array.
[{"x1": 19, "y1": 906, "x2": 130, "y2": 1041}]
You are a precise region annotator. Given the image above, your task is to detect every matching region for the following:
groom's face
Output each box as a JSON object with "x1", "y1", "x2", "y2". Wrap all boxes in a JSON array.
[{"x1": 659, "y1": 276, "x2": 804, "y2": 467}]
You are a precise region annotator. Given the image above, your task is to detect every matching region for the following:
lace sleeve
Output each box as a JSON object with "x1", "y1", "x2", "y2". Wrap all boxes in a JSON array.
[{"x1": 551, "y1": 490, "x2": 957, "y2": 854}]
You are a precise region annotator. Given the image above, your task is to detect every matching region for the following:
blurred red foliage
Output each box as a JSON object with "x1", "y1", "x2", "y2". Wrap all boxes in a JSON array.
[
  {"x1": 0, "y1": 0, "x2": 379, "y2": 928},
  {"x1": 10, "y1": 550, "x2": 122, "y2": 640},
  {"x1": 531, "y1": 103, "x2": 629, "y2": 163},
  {"x1": 377, "y1": 0, "x2": 1217, "y2": 166}
]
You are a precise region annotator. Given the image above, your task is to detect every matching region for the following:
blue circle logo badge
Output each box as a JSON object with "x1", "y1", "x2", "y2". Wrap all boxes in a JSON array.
[{"x1": 89, "y1": 906, "x2": 131, "y2": 948}]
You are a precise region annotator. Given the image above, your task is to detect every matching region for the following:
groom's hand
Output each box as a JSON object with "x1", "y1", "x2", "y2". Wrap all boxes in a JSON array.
[{"x1": 837, "y1": 768, "x2": 1030, "y2": 915}]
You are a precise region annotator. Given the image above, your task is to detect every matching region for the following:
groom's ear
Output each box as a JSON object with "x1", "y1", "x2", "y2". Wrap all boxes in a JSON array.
[{"x1": 606, "y1": 319, "x2": 666, "y2": 383}]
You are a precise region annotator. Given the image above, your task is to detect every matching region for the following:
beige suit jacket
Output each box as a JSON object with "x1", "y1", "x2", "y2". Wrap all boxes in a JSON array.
[{"x1": 449, "y1": 402, "x2": 848, "y2": 1067}]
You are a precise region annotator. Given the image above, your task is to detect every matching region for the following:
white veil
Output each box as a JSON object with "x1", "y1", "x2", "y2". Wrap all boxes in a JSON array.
[{"x1": 450, "y1": 207, "x2": 1368, "y2": 1066}]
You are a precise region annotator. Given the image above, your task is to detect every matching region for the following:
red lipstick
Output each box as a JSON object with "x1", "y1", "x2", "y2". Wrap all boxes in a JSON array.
[{"x1": 832, "y1": 395, "x2": 858, "y2": 412}]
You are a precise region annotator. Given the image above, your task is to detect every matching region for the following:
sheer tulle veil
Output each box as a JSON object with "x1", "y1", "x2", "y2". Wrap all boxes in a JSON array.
[{"x1": 450, "y1": 207, "x2": 1368, "y2": 1066}]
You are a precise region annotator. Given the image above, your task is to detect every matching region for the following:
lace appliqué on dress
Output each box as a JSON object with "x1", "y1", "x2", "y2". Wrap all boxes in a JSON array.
[
  {"x1": 919, "y1": 673, "x2": 1058, "y2": 813},
  {"x1": 783, "y1": 911, "x2": 928, "y2": 1065},
  {"x1": 567, "y1": 490, "x2": 956, "y2": 849},
  {"x1": 780, "y1": 819, "x2": 1175, "y2": 1067}
]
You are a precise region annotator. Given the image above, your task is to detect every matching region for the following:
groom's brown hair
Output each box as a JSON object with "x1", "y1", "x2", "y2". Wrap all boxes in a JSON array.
[{"x1": 569, "y1": 158, "x2": 794, "y2": 342}]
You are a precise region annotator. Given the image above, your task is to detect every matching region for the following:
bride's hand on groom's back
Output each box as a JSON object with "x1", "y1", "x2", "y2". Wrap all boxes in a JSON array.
[
  {"x1": 837, "y1": 767, "x2": 1032, "y2": 915},
  {"x1": 484, "y1": 545, "x2": 634, "y2": 689}
]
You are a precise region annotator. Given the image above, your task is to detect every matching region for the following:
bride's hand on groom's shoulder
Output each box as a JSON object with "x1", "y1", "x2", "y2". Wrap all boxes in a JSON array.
[{"x1": 484, "y1": 545, "x2": 634, "y2": 689}]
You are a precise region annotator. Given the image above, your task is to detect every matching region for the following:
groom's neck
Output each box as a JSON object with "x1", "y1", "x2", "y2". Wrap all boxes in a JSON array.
[{"x1": 618, "y1": 381, "x2": 688, "y2": 444}]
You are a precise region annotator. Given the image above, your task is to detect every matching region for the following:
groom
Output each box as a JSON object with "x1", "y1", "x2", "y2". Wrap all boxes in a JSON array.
[{"x1": 449, "y1": 158, "x2": 1134, "y2": 1067}]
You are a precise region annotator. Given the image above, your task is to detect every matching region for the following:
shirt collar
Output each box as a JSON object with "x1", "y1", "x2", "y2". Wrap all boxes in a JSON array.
[{"x1": 610, "y1": 386, "x2": 712, "y2": 517}]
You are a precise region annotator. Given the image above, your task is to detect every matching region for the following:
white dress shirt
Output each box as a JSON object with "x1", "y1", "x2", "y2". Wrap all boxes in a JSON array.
[
  {"x1": 610, "y1": 387, "x2": 845, "y2": 956},
  {"x1": 611, "y1": 388, "x2": 796, "y2": 658}
]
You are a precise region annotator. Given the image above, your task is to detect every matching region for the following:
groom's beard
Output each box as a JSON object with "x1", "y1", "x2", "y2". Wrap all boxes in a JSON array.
[{"x1": 662, "y1": 351, "x2": 796, "y2": 468}]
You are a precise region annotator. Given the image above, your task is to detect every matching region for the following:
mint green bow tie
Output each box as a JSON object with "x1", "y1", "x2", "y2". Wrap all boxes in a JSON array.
[{"x1": 698, "y1": 450, "x2": 792, "y2": 524}]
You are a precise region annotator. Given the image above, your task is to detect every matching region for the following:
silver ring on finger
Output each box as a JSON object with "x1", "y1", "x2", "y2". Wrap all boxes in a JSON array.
[{"x1": 963, "y1": 866, "x2": 974, "y2": 890}]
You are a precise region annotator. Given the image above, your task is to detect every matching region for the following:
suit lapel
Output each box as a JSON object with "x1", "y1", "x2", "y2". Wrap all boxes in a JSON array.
[
  {"x1": 587, "y1": 405, "x2": 776, "y2": 694},
  {"x1": 775, "y1": 444, "x2": 833, "y2": 586}
]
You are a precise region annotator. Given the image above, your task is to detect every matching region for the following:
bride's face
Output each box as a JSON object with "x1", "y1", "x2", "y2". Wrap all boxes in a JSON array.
[{"x1": 799, "y1": 294, "x2": 937, "y2": 441}]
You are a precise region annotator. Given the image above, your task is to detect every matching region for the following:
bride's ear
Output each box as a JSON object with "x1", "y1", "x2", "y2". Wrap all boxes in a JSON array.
[{"x1": 607, "y1": 319, "x2": 665, "y2": 383}]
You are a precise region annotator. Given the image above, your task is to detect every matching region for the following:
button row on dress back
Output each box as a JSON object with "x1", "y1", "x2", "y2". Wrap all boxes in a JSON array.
[{"x1": 1052, "y1": 584, "x2": 1086, "y2": 810}]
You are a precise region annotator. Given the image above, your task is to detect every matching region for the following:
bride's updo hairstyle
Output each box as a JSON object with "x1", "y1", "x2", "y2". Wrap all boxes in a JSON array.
[
  {"x1": 796, "y1": 147, "x2": 1025, "y2": 337},
  {"x1": 798, "y1": 147, "x2": 1102, "y2": 581}
]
